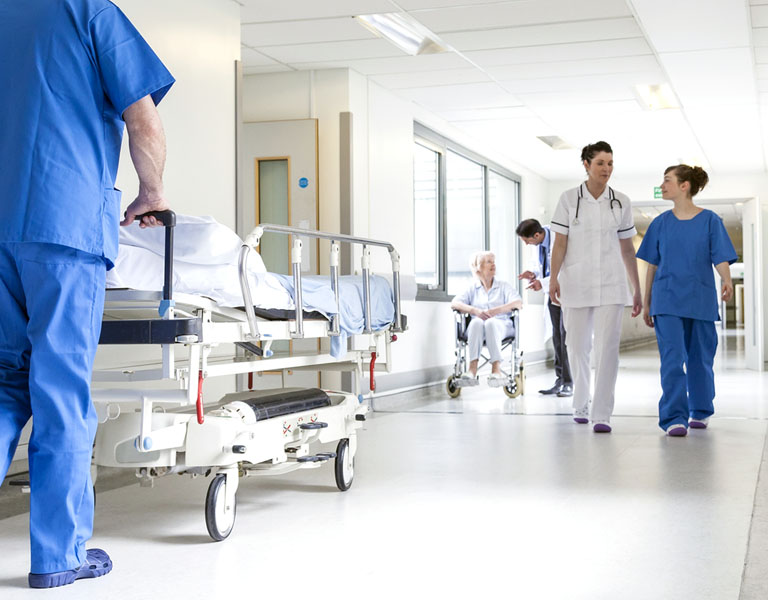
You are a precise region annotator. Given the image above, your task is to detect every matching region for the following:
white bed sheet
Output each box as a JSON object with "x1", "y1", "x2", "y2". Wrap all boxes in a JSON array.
[{"x1": 106, "y1": 216, "x2": 293, "y2": 310}]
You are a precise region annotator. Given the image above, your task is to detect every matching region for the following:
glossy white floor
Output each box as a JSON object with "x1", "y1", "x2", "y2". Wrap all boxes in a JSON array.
[{"x1": 1, "y1": 329, "x2": 767, "y2": 599}]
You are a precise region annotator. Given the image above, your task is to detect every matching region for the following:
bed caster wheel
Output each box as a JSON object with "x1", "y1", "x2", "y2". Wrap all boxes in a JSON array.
[
  {"x1": 446, "y1": 375, "x2": 461, "y2": 398},
  {"x1": 205, "y1": 473, "x2": 236, "y2": 541},
  {"x1": 335, "y1": 438, "x2": 354, "y2": 492}
]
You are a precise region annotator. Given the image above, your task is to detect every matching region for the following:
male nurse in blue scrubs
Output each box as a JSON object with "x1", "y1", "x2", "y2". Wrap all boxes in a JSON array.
[{"x1": 0, "y1": 0, "x2": 175, "y2": 588}]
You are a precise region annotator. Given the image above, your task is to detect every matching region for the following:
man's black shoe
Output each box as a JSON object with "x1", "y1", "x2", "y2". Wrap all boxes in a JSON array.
[
  {"x1": 539, "y1": 384, "x2": 561, "y2": 395},
  {"x1": 557, "y1": 384, "x2": 573, "y2": 397}
]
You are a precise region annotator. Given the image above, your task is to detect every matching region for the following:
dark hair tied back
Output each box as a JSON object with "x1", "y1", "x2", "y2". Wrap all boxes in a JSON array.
[
  {"x1": 581, "y1": 141, "x2": 613, "y2": 164},
  {"x1": 664, "y1": 164, "x2": 709, "y2": 197}
]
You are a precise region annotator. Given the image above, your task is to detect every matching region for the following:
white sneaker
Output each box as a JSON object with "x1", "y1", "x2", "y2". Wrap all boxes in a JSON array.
[
  {"x1": 487, "y1": 373, "x2": 505, "y2": 387},
  {"x1": 460, "y1": 373, "x2": 479, "y2": 386},
  {"x1": 689, "y1": 417, "x2": 709, "y2": 430}
]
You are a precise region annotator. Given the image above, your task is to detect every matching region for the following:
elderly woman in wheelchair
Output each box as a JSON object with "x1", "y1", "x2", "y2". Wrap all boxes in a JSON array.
[{"x1": 449, "y1": 251, "x2": 524, "y2": 397}]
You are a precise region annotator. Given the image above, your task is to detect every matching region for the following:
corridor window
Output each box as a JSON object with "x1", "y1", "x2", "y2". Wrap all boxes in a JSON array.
[
  {"x1": 446, "y1": 151, "x2": 484, "y2": 295},
  {"x1": 413, "y1": 143, "x2": 440, "y2": 288},
  {"x1": 414, "y1": 124, "x2": 521, "y2": 300}
]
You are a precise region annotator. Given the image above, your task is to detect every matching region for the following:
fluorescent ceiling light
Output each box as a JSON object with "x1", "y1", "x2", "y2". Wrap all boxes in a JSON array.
[
  {"x1": 355, "y1": 13, "x2": 448, "y2": 56},
  {"x1": 537, "y1": 135, "x2": 574, "y2": 150},
  {"x1": 634, "y1": 83, "x2": 680, "y2": 110}
]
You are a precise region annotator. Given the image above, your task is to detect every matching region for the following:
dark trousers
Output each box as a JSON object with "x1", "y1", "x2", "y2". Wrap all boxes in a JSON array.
[{"x1": 548, "y1": 299, "x2": 572, "y2": 386}]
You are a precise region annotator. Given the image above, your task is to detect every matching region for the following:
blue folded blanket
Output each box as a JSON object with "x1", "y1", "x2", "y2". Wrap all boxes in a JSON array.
[{"x1": 271, "y1": 274, "x2": 395, "y2": 358}]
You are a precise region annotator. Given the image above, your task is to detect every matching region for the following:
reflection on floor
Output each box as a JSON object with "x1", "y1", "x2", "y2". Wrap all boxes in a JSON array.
[{"x1": 0, "y1": 328, "x2": 766, "y2": 600}]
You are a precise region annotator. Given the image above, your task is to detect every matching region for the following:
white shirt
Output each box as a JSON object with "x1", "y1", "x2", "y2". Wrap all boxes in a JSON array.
[
  {"x1": 550, "y1": 183, "x2": 636, "y2": 308},
  {"x1": 453, "y1": 278, "x2": 521, "y2": 321},
  {"x1": 528, "y1": 225, "x2": 553, "y2": 294}
]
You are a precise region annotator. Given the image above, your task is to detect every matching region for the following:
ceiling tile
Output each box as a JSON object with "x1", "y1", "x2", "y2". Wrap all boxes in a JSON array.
[
  {"x1": 466, "y1": 38, "x2": 651, "y2": 67},
  {"x1": 441, "y1": 18, "x2": 641, "y2": 52},
  {"x1": 752, "y1": 4, "x2": 768, "y2": 27},
  {"x1": 685, "y1": 105, "x2": 765, "y2": 171},
  {"x1": 239, "y1": 0, "x2": 396, "y2": 23},
  {"x1": 410, "y1": 0, "x2": 632, "y2": 33},
  {"x1": 399, "y1": 82, "x2": 523, "y2": 109},
  {"x1": 241, "y1": 45, "x2": 284, "y2": 67},
  {"x1": 756, "y1": 46, "x2": 768, "y2": 62},
  {"x1": 242, "y1": 17, "x2": 374, "y2": 47},
  {"x1": 436, "y1": 106, "x2": 537, "y2": 121},
  {"x1": 499, "y1": 71, "x2": 664, "y2": 95},
  {"x1": 290, "y1": 53, "x2": 470, "y2": 74},
  {"x1": 753, "y1": 28, "x2": 768, "y2": 45},
  {"x1": 257, "y1": 39, "x2": 400, "y2": 63},
  {"x1": 370, "y1": 68, "x2": 492, "y2": 88},
  {"x1": 633, "y1": 0, "x2": 750, "y2": 52},
  {"x1": 660, "y1": 48, "x2": 758, "y2": 107},
  {"x1": 486, "y1": 55, "x2": 662, "y2": 80}
]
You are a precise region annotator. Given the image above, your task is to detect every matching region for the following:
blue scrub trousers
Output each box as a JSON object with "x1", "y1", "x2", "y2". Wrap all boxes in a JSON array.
[
  {"x1": 0, "y1": 242, "x2": 105, "y2": 574},
  {"x1": 653, "y1": 314, "x2": 717, "y2": 431}
]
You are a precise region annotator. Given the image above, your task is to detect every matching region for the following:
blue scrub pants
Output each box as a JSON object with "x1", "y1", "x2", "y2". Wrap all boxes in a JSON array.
[
  {"x1": 0, "y1": 242, "x2": 105, "y2": 574},
  {"x1": 653, "y1": 314, "x2": 717, "y2": 431}
]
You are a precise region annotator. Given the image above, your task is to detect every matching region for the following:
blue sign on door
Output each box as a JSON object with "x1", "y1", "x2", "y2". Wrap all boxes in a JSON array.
[{"x1": 298, "y1": 177, "x2": 309, "y2": 188}]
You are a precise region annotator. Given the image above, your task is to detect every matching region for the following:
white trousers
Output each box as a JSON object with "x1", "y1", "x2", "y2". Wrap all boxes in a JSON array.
[
  {"x1": 467, "y1": 317, "x2": 515, "y2": 364},
  {"x1": 562, "y1": 305, "x2": 624, "y2": 422}
]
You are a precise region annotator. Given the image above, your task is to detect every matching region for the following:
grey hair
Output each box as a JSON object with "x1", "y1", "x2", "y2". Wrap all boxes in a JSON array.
[{"x1": 470, "y1": 251, "x2": 495, "y2": 276}]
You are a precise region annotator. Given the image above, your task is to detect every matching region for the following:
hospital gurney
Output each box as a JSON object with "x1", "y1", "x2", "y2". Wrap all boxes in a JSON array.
[{"x1": 92, "y1": 211, "x2": 406, "y2": 540}]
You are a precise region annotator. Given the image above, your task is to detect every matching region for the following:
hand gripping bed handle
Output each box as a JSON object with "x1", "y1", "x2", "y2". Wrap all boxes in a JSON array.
[{"x1": 134, "y1": 210, "x2": 176, "y2": 311}]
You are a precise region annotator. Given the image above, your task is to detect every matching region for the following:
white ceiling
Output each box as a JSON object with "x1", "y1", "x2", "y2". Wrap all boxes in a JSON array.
[{"x1": 234, "y1": 0, "x2": 768, "y2": 181}]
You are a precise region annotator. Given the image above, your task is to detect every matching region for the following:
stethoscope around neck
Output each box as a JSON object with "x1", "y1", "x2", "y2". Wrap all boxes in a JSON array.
[{"x1": 573, "y1": 183, "x2": 622, "y2": 225}]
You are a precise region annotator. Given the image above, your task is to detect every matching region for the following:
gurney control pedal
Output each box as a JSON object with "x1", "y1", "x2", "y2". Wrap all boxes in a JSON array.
[
  {"x1": 297, "y1": 455, "x2": 329, "y2": 463},
  {"x1": 299, "y1": 422, "x2": 328, "y2": 430}
]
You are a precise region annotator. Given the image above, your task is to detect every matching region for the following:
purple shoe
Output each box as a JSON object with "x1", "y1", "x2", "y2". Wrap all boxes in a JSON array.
[
  {"x1": 593, "y1": 422, "x2": 612, "y2": 433},
  {"x1": 666, "y1": 424, "x2": 688, "y2": 437},
  {"x1": 689, "y1": 418, "x2": 709, "y2": 429},
  {"x1": 573, "y1": 417, "x2": 589, "y2": 424},
  {"x1": 29, "y1": 549, "x2": 113, "y2": 589}
]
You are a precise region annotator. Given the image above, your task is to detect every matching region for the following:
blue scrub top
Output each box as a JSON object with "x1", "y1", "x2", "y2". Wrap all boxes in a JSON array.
[
  {"x1": 0, "y1": 0, "x2": 175, "y2": 266},
  {"x1": 636, "y1": 209, "x2": 737, "y2": 321}
]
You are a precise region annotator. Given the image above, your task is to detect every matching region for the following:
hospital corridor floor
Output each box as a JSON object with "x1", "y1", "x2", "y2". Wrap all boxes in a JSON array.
[{"x1": 1, "y1": 329, "x2": 768, "y2": 599}]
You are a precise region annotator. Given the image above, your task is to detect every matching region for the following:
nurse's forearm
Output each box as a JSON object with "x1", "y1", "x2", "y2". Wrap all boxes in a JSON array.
[
  {"x1": 644, "y1": 264, "x2": 657, "y2": 307},
  {"x1": 714, "y1": 262, "x2": 732, "y2": 286},
  {"x1": 619, "y1": 238, "x2": 641, "y2": 293},
  {"x1": 124, "y1": 95, "x2": 167, "y2": 200},
  {"x1": 549, "y1": 234, "x2": 568, "y2": 281}
]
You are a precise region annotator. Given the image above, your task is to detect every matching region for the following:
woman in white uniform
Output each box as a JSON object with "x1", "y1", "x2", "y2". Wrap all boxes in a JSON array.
[
  {"x1": 549, "y1": 141, "x2": 642, "y2": 432},
  {"x1": 451, "y1": 251, "x2": 523, "y2": 384}
]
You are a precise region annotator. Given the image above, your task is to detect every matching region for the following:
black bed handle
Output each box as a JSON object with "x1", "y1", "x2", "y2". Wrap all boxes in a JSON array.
[{"x1": 134, "y1": 210, "x2": 176, "y2": 303}]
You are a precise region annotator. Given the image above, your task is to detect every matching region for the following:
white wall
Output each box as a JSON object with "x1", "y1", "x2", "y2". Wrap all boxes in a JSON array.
[
  {"x1": 114, "y1": 0, "x2": 240, "y2": 228},
  {"x1": 241, "y1": 70, "x2": 554, "y2": 390}
]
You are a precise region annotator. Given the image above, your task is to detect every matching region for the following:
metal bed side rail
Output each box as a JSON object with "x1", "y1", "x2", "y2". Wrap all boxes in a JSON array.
[{"x1": 239, "y1": 224, "x2": 404, "y2": 341}]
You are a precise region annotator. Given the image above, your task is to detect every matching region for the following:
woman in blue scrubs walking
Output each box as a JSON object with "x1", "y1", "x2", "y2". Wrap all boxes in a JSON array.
[{"x1": 636, "y1": 165, "x2": 737, "y2": 436}]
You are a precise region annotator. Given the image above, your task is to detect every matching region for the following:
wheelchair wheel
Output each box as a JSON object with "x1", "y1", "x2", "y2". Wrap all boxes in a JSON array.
[
  {"x1": 517, "y1": 364, "x2": 525, "y2": 395},
  {"x1": 503, "y1": 381, "x2": 521, "y2": 398},
  {"x1": 446, "y1": 375, "x2": 461, "y2": 398}
]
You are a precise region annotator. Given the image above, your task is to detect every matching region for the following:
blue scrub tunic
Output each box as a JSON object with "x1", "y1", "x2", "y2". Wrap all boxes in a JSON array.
[
  {"x1": 0, "y1": 0, "x2": 175, "y2": 266},
  {"x1": 636, "y1": 209, "x2": 737, "y2": 321}
]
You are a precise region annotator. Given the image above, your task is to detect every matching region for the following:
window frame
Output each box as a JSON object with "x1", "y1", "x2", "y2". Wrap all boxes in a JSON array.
[{"x1": 414, "y1": 122, "x2": 522, "y2": 302}]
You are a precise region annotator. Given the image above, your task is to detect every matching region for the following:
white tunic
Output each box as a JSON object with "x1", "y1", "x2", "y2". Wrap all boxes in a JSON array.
[{"x1": 550, "y1": 183, "x2": 636, "y2": 308}]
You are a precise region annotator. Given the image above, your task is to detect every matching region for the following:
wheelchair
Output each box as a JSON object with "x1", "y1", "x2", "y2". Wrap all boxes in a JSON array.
[{"x1": 446, "y1": 310, "x2": 525, "y2": 399}]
